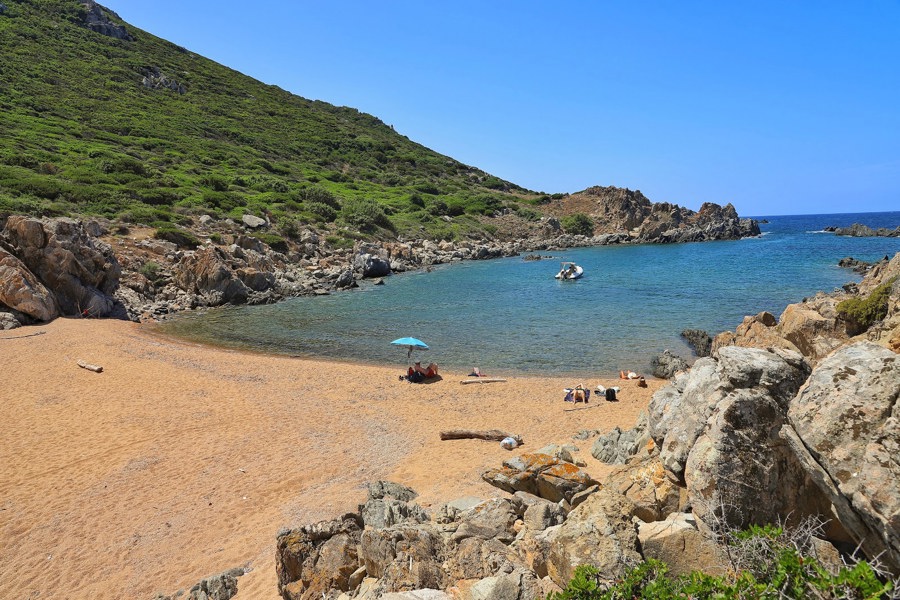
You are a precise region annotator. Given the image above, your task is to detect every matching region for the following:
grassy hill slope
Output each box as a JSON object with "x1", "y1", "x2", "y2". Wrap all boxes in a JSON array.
[{"x1": 0, "y1": 0, "x2": 546, "y2": 242}]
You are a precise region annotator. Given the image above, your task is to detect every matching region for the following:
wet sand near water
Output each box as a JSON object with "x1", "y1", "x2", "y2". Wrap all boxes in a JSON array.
[{"x1": 0, "y1": 318, "x2": 661, "y2": 599}]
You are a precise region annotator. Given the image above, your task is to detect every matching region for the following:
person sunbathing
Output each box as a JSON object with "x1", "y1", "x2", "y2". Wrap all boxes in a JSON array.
[{"x1": 413, "y1": 361, "x2": 439, "y2": 378}]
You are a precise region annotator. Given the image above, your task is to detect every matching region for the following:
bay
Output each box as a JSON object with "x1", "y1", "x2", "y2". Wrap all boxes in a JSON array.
[{"x1": 158, "y1": 211, "x2": 900, "y2": 376}]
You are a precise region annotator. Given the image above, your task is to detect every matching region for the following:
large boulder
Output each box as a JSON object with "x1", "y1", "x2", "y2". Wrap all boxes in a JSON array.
[
  {"x1": 543, "y1": 489, "x2": 642, "y2": 585},
  {"x1": 637, "y1": 513, "x2": 729, "y2": 577},
  {"x1": 0, "y1": 246, "x2": 59, "y2": 321},
  {"x1": 649, "y1": 346, "x2": 816, "y2": 528},
  {"x1": 276, "y1": 513, "x2": 364, "y2": 600},
  {"x1": 591, "y1": 412, "x2": 651, "y2": 465},
  {"x1": 481, "y1": 453, "x2": 599, "y2": 503},
  {"x1": 603, "y1": 454, "x2": 682, "y2": 523},
  {"x1": 173, "y1": 246, "x2": 249, "y2": 304},
  {"x1": 1, "y1": 217, "x2": 121, "y2": 318},
  {"x1": 783, "y1": 342, "x2": 900, "y2": 573}
]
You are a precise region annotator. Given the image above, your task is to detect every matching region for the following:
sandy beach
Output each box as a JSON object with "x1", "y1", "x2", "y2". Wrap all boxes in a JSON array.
[{"x1": 0, "y1": 318, "x2": 661, "y2": 599}]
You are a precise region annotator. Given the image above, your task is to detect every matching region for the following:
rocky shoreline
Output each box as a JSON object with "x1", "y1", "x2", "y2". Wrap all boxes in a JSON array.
[
  {"x1": 146, "y1": 253, "x2": 899, "y2": 600},
  {"x1": 0, "y1": 200, "x2": 758, "y2": 328}
]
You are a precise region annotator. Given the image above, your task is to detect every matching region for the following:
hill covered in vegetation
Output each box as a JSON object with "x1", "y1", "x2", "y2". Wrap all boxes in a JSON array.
[{"x1": 0, "y1": 0, "x2": 545, "y2": 244}]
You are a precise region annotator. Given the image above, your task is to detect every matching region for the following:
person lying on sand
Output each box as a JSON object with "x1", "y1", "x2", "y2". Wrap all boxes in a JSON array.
[{"x1": 414, "y1": 361, "x2": 439, "y2": 378}]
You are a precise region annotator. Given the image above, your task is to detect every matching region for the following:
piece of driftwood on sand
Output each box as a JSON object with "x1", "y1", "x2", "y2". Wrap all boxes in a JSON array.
[
  {"x1": 459, "y1": 378, "x2": 507, "y2": 384},
  {"x1": 77, "y1": 360, "x2": 103, "y2": 373},
  {"x1": 439, "y1": 429, "x2": 522, "y2": 444}
]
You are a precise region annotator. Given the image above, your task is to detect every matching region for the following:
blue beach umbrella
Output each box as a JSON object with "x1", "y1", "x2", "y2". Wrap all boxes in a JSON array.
[{"x1": 391, "y1": 337, "x2": 429, "y2": 362}]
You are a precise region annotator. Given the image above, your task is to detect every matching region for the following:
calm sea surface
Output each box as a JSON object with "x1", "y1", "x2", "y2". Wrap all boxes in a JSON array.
[{"x1": 158, "y1": 212, "x2": 900, "y2": 376}]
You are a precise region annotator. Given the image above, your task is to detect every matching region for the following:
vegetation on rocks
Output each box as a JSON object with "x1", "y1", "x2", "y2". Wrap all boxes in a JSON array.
[
  {"x1": 552, "y1": 524, "x2": 894, "y2": 600},
  {"x1": 837, "y1": 277, "x2": 896, "y2": 334}
]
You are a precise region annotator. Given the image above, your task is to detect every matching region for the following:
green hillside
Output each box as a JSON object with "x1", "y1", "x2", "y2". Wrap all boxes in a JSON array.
[{"x1": 0, "y1": 0, "x2": 544, "y2": 242}]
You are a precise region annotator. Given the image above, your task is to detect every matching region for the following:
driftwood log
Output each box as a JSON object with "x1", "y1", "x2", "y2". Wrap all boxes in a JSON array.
[
  {"x1": 440, "y1": 429, "x2": 523, "y2": 445},
  {"x1": 77, "y1": 360, "x2": 103, "y2": 373}
]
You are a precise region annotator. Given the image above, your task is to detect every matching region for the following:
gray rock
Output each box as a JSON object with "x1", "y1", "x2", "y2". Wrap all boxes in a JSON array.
[
  {"x1": 470, "y1": 569, "x2": 541, "y2": 600},
  {"x1": 784, "y1": 342, "x2": 900, "y2": 573},
  {"x1": 681, "y1": 329, "x2": 712, "y2": 357},
  {"x1": 591, "y1": 412, "x2": 650, "y2": 465},
  {"x1": 368, "y1": 480, "x2": 418, "y2": 502},
  {"x1": 650, "y1": 350, "x2": 690, "y2": 379},
  {"x1": 241, "y1": 214, "x2": 267, "y2": 229}
]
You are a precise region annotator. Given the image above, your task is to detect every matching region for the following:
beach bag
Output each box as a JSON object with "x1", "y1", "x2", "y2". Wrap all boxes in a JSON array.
[
  {"x1": 407, "y1": 370, "x2": 425, "y2": 383},
  {"x1": 605, "y1": 387, "x2": 617, "y2": 402}
]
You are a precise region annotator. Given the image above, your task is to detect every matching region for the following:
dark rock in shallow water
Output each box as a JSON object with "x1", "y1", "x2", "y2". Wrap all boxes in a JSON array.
[
  {"x1": 681, "y1": 329, "x2": 712, "y2": 357},
  {"x1": 832, "y1": 223, "x2": 900, "y2": 237},
  {"x1": 837, "y1": 256, "x2": 872, "y2": 274},
  {"x1": 650, "y1": 350, "x2": 690, "y2": 379}
]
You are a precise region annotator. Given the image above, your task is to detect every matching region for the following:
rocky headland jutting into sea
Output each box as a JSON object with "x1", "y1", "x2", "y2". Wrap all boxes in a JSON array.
[{"x1": 0, "y1": 188, "x2": 757, "y2": 328}]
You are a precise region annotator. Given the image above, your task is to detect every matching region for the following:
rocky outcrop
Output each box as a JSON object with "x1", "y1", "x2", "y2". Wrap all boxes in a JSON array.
[
  {"x1": 681, "y1": 329, "x2": 712, "y2": 357},
  {"x1": 140, "y1": 67, "x2": 186, "y2": 94},
  {"x1": 637, "y1": 513, "x2": 729, "y2": 577},
  {"x1": 0, "y1": 246, "x2": 59, "y2": 322},
  {"x1": 713, "y1": 252, "x2": 900, "y2": 362},
  {"x1": 783, "y1": 342, "x2": 900, "y2": 572},
  {"x1": 648, "y1": 341, "x2": 900, "y2": 573},
  {"x1": 591, "y1": 412, "x2": 651, "y2": 465},
  {"x1": 481, "y1": 453, "x2": 599, "y2": 504},
  {"x1": 549, "y1": 187, "x2": 759, "y2": 244},
  {"x1": 0, "y1": 217, "x2": 122, "y2": 322},
  {"x1": 154, "y1": 567, "x2": 246, "y2": 600},
  {"x1": 81, "y1": 1, "x2": 133, "y2": 41},
  {"x1": 831, "y1": 223, "x2": 900, "y2": 237},
  {"x1": 650, "y1": 350, "x2": 689, "y2": 379}
]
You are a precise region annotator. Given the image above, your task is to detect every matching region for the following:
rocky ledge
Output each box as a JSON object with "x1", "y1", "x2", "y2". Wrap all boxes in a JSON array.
[{"x1": 0, "y1": 202, "x2": 758, "y2": 328}]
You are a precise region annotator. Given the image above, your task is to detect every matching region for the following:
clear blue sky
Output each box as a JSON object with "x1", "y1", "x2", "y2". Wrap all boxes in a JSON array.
[{"x1": 101, "y1": 1, "x2": 900, "y2": 217}]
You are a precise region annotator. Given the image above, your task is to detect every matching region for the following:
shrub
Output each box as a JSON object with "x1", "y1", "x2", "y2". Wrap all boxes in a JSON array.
[
  {"x1": 340, "y1": 197, "x2": 393, "y2": 232},
  {"x1": 199, "y1": 175, "x2": 229, "y2": 191},
  {"x1": 139, "y1": 261, "x2": 162, "y2": 284},
  {"x1": 298, "y1": 186, "x2": 341, "y2": 209},
  {"x1": 154, "y1": 225, "x2": 199, "y2": 249},
  {"x1": 252, "y1": 232, "x2": 288, "y2": 253},
  {"x1": 550, "y1": 522, "x2": 895, "y2": 600},
  {"x1": 561, "y1": 213, "x2": 594, "y2": 237},
  {"x1": 307, "y1": 201, "x2": 337, "y2": 222},
  {"x1": 837, "y1": 278, "x2": 895, "y2": 335}
]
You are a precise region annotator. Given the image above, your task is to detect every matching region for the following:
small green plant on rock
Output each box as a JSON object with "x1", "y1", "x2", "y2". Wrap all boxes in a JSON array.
[
  {"x1": 154, "y1": 224, "x2": 199, "y2": 249},
  {"x1": 549, "y1": 521, "x2": 895, "y2": 600},
  {"x1": 837, "y1": 277, "x2": 896, "y2": 335}
]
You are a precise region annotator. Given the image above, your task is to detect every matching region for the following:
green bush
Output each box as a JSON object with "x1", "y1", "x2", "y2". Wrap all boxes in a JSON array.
[
  {"x1": 561, "y1": 213, "x2": 594, "y2": 237},
  {"x1": 139, "y1": 260, "x2": 162, "y2": 284},
  {"x1": 298, "y1": 186, "x2": 341, "y2": 209},
  {"x1": 340, "y1": 197, "x2": 393, "y2": 232},
  {"x1": 550, "y1": 524, "x2": 894, "y2": 600},
  {"x1": 307, "y1": 201, "x2": 337, "y2": 222},
  {"x1": 154, "y1": 224, "x2": 199, "y2": 249},
  {"x1": 837, "y1": 278, "x2": 895, "y2": 335},
  {"x1": 252, "y1": 232, "x2": 288, "y2": 253}
]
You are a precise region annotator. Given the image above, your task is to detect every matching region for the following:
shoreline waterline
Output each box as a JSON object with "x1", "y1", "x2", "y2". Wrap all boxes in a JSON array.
[{"x1": 156, "y1": 212, "x2": 900, "y2": 376}]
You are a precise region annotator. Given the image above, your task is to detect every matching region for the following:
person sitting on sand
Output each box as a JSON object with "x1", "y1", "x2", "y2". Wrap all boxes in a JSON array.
[{"x1": 414, "y1": 361, "x2": 439, "y2": 378}]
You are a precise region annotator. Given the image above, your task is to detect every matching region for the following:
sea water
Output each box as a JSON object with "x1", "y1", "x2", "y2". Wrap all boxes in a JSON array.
[{"x1": 158, "y1": 212, "x2": 900, "y2": 376}]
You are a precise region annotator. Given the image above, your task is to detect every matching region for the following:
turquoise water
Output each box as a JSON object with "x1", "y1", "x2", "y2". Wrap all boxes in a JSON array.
[{"x1": 159, "y1": 212, "x2": 900, "y2": 376}]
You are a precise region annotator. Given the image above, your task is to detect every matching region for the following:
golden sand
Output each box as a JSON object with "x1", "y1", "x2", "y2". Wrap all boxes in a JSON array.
[{"x1": 0, "y1": 318, "x2": 660, "y2": 599}]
